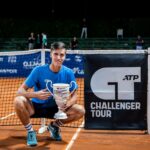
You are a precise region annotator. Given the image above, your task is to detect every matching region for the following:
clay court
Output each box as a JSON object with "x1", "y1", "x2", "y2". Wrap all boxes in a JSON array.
[
  {"x1": 1, "y1": 78, "x2": 150, "y2": 150},
  {"x1": 0, "y1": 126, "x2": 150, "y2": 150}
]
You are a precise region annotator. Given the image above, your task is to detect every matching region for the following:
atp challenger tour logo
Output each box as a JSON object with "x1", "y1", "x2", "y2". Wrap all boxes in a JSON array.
[
  {"x1": 91, "y1": 67, "x2": 141, "y2": 100},
  {"x1": 90, "y1": 67, "x2": 141, "y2": 118}
]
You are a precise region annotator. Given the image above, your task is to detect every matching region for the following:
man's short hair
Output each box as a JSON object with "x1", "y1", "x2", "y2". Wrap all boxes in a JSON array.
[{"x1": 51, "y1": 41, "x2": 66, "y2": 51}]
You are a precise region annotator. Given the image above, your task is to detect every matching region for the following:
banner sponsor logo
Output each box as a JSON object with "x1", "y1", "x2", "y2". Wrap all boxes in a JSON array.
[
  {"x1": 0, "y1": 69, "x2": 17, "y2": 74},
  {"x1": 75, "y1": 55, "x2": 82, "y2": 62},
  {"x1": 8, "y1": 56, "x2": 17, "y2": 64},
  {"x1": 23, "y1": 59, "x2": 41, "y2": 69},
  {"x1": 89, "y1": 67, "x2": 141, "y2": 118},
  {"x1": 90, "y1": 67, "x2": 141, "y2": 100},
  {"x1": 65, "y1": 57, "x2": 71, "y2": 61},
  {"x1": 72, "y1": 67, "x2": 84, "y2": 75},
  {"x1": 90, "y1": 101, "x2": 141, "y2": 118},
  {"x1": 0, "y1": 57, "x2": 3, "y2": 62}
]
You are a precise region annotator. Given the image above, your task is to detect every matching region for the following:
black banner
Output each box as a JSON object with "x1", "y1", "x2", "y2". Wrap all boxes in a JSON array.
[{"x1": 84, "y1": 53, "x2": 147, "y2": 129}]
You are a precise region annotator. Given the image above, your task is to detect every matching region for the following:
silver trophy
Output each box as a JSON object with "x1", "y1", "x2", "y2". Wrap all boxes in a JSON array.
[{"x1": 46, "y1": 80, "x2": 77, "y2": 119}]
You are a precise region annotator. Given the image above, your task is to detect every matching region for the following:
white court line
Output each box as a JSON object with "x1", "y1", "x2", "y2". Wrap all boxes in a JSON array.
[
  {"x1": 0, "y1": 112, "x2": 16, "y2": 120},
  {"x1": 65, "y1": 121, "x2": 84, "y2": 150}
]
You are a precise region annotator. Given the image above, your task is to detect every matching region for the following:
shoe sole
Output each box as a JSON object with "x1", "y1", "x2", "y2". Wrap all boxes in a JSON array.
[{"x1": 27, "y1": 143, "x2": 37, "y2": 147}]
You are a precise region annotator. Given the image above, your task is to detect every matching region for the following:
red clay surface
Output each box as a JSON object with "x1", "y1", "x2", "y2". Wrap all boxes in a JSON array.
[
  {"x1": 0, "y1": 125, "x2": 76, "y2": 150},
  {"x1": 1, "y1": 78, "x2": 150, "y2": 149},
  {"x1": 0, "y1": 126, "x2": 150, "y2": 150},
  {"x1": 71, "y1": 130, "x2": 150, "y2": 150}
]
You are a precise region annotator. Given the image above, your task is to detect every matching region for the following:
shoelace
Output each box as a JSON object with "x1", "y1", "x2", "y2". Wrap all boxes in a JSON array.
[
  {"x1": 52, "y1": 126, "x2": 61, "y2": 135},
  {"x1": 28, "y1": 132, "x2": 36, "y2": 142}
]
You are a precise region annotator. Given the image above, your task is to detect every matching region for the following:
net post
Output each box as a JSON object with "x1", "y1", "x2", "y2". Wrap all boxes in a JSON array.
[
  {"x1": 38, "y1": 49, "x2": 47, "y2": 134},
  {"x1": 41, "y1": 48, "x2": 45, "y2": 65},
  {"x1": 147, "y1": 48, "x2": 150, "y2": 134}
]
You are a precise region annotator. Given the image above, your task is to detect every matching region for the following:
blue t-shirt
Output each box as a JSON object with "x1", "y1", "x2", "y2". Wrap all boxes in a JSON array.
[{"x1": 25, "y1": 64, "x2": 78, "y2": 106}]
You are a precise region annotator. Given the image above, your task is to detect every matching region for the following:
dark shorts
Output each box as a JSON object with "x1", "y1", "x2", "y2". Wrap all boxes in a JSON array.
[{"x1": 30, "y1": 101, "x2": 58, "y2": 119}]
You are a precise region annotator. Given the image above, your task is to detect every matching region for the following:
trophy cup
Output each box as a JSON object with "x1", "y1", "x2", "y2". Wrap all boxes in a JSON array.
[{"x1": 46, "y1": 80, "x2": 77, "y2": 119}]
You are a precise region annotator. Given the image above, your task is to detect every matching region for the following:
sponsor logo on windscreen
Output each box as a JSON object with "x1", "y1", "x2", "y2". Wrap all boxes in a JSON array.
[
  {"x1": 8, "y1": 56, "x2": 17, "y2": 64},
  {"x1": 90, "y1": 67, "x2": 141, "y2": 100},
  {"x1": 72, "y1": 67, "x2": 84, "y2": 75},
  {"x1": 0, "y1": 69, "x2": 17, "y2": 74},
  {"x1": 75, "y1": 55, "x2": 82, "y2": 62},
  {"x1": 65, "y1": 57, "x2": 71, "y2": 61},
  {"x1": 23, "y1": 59, "x2": 41, "y2": 69},
  {"x1": 0, "y1": 57, "x2": 3, "y2": 62}
]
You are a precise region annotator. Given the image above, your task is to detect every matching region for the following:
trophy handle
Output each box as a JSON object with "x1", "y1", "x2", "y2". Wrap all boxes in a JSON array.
[
  {"x1": 45, "y1": 80, "x2": 54, "y2": 96},
  {"x1": 69, "y1": 81, "x2": 77, "y2": 95}
]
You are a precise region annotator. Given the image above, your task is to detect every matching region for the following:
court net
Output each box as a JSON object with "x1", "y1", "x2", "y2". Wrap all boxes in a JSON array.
[{"x1": 0, "y1": 49, "x2": 84, "y2": 128}]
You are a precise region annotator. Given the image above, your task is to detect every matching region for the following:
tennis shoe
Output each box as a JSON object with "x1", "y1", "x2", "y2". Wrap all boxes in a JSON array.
[
  {"x1": 27, "y1": 131, "x2": 38, "y2": 146},
  {"x1": 47, "y1": 123, "x2": 62, "y2": 141}
]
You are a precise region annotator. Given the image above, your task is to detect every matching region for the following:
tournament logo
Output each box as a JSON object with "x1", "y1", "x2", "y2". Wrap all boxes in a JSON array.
[{"x1": 90, "y1": 67, "x2": 141, "y2": 100}]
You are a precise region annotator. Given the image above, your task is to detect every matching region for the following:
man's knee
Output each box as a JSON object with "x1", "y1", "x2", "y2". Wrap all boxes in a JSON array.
[
  {"x1": 14, "y1": 96, "x2": 28, "y2": 110},
  {"x1": 73, "y1": 104, "x2": 85, "y2": 117},
  {"x1": 78, "y1": 105, "x2": 85, "y2": 117}
]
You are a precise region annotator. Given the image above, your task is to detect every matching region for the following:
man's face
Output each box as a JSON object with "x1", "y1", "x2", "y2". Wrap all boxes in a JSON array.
[{"x1": 51, "y1": 48, "x2": 66, "y2": 67}]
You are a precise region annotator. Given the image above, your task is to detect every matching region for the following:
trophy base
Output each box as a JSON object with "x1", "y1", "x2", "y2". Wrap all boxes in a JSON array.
[{"x1": 54, "y1": 111, "x2": 68, "y2": 119}]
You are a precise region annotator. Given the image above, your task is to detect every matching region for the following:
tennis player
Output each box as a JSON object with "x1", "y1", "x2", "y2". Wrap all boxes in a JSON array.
[{"x1": 14, "y1": 41, "x2": 85, "y2": 146}]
